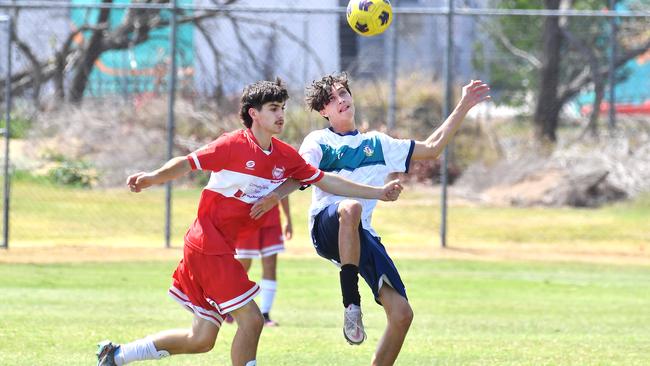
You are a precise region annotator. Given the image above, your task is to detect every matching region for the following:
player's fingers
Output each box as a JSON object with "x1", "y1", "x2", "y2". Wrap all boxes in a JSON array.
[
  {"x1": 250, "y1": 203, "x2": 261, "y2": 217},
  {"x1": 386, "y1": 179, "x2": 401, "y2": 187},
  {"x1": 470, "y1": 85, "x2": 489, "y2": 96}
]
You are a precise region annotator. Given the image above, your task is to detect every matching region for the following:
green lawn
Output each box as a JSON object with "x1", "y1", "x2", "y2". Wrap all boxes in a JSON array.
[
  {"x1": 1, "y1": 258, "x2": 649, "y2": 365},
  {"x1": 3, "y1": 179, "x2": 649, "y2": 365},
  {"x1": 6, "y1": 177, "x2": 650, "y2": 250}
]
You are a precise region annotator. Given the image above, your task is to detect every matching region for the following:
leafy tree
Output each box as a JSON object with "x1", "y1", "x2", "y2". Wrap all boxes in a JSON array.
[{"x1": 475, "y1": 0, "x2": 650, "y2": 142}]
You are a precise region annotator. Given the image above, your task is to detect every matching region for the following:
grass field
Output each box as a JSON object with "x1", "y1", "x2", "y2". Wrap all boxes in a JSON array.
[
  {"x1": 7, "y1": 176, "x2": 650, "y2": 254},
  {"x1": 1, "y1": 179, "x2": 649, "y2": 365},
  {"x1": 1, "y1": 258, "x2": 650, "y2": 365}
]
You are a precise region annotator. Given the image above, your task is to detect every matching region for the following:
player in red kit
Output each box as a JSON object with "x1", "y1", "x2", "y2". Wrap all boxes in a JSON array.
[
  {"x1": 229, "y1": 197, "x2": 291, "y2": 327},
  {"x1": 96, "y1": 79, "x2": 403, "y2": 366}
]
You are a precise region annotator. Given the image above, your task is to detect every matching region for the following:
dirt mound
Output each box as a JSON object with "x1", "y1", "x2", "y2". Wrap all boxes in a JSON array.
[{"x1": 456, "y1": 131, "x2": 649, "y2": 207}]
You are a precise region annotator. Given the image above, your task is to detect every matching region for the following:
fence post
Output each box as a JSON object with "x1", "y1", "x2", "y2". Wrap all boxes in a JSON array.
[
  {"x1": 608, "y1": 0, "x2": 618, "y2": 131},
  {"x1": 440, "y1": 0, "x2": 454, "y2": 248},
  {"x1": 2, "y1": 16, "x2": 11, "y2": 250},
  {"x1": 165, "y1": 0, "x2": 178, "y2": 249}
]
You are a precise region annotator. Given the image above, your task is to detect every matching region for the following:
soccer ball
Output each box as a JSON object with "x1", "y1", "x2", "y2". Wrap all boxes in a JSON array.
[{"x1": 346, "y1": 0, "x2": 393, "y2": 37}]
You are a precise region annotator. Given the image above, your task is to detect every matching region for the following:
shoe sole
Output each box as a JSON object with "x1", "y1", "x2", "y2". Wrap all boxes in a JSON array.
[
  {"x1": 343, "y1": 328, "x2": 366, "y2": 345},
  {"x1": 96, "y1": 341, "x2": 116, "y2": 366}
]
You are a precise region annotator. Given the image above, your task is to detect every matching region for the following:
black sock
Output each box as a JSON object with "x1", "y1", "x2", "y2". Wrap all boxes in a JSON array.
[
  {"x1": 340, "y1": 264, "x2": 361, "y2": 307},
  {"x1": 262, "y1": 312, "x2": 270, "y2": 321}
]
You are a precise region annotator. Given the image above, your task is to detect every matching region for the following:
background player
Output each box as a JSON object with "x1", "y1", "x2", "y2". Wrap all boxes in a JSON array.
[{"x1": 230, "y1": 197, "x2": 292, "y2": 326}]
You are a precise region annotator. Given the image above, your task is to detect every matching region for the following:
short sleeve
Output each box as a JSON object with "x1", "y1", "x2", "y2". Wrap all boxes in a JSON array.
[
  {"x1": 286, "y1": 148, "x2": 324, "y2": 185},
  {"x1": 298, "y1": 133, "x2": 324, "y2": 169},
  {"x1": 187, "y1": 135, "x2": 231, "y2": 172},
  {"x1": 376, "y1": 132, "x2": 415, "y2": 173}
]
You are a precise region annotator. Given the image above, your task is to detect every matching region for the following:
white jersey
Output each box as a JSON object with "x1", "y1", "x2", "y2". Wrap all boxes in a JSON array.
[{"x1": 299, "y1": 128, "x2": 415, "y2": 237}]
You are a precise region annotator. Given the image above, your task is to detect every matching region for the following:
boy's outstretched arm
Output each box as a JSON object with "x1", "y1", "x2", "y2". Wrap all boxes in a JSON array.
[
  {"x1": 314, "y1": 173, "x2": 402, "y2": 201},
  {"x1": 250, "y1": 179, "x2": 302, "y2": 220},
  {"x1": 250, "y1": 174, "x2": 403, "y2": 219},
  {"x1": 412, "y1": 80, "x2": 491, "y2": 160},
  {"x1": 126, "y1": 156, "x2": 192, "y2": 193}
]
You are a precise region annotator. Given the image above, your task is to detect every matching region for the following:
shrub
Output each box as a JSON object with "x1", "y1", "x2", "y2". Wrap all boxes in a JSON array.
[
  {"x1": 44, "y1": 153, "x2": 98, "y2": 188},
  {"x1": 1, "y1": 114, "x2": 32, "y2": 139}
]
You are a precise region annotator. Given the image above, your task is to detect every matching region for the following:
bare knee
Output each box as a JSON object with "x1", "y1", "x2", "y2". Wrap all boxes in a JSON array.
[
  {"x1": 388, "y1": 302, "x2": 414, "y2": 330},
  {"x1": 187, "y1": 332, "x2": 216, "y2": 353},
  {"x1": 338, "y1": 200, "x2": 362, "y2": 225},
  {"x1": 234, "y1": 308, "x2": 264, "y2": 334}
]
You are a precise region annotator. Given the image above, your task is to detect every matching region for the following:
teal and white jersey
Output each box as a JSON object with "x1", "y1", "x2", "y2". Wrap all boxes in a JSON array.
[{"x1": 299, "y1": 128, "x2": 415, "y2": 236}]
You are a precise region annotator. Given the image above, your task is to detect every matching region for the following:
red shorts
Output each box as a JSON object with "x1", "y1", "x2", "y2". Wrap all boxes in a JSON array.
[
  {"x1": 234, "y1": 206, "x2": 285, "y2": 259},
  {"x1": 168, "y1": 244, "x2": 260, "y2": 327}
]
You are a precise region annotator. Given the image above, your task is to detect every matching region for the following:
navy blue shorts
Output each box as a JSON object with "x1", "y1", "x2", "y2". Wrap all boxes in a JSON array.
[{"x1": 311, "y1": 203, "x2": 407, "y2": 305}]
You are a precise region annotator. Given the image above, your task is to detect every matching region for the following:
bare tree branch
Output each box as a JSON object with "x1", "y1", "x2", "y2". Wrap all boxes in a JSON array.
[
  {"x1": 226, "y1": 13, "x2": 266, "y2": 78},
  {"x1": 560, "y1": 26, "x2": 603, "y2": 139},
  {"x1": 231, "y1": 14, "x2": 326, "y2": 75},
  {"x1": 559, "y1": 37, "x2": 650, "y2": 105},
  {"x1": 9, "y1": 19, "x2": 43, "y2": 103},
  {"x1": 489, "y1": 22, "x2": 542, "y2": 69},
  {"x1": 194, "y1": 19, "x2": 225, "y2": 100}
]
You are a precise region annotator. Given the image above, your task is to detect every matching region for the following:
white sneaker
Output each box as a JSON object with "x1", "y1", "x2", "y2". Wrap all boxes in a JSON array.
[{"x1": 343, "y1": 304, "x2": 366, "y2": 345}]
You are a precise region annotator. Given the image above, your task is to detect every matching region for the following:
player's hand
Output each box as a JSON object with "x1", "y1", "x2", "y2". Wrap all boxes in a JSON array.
[
  {"x1": 379, "y1": 179, "x2": 403, "y2": 201},
  {"x1": 126, "y1": 172, "x2": 154, "y2": 193},
  {"x1": 458, "y1": 80, "x2": 491, "y2": 111},
  {"x1": 284, "y1": 221, "x2": 293, "y2": 240},
  {"x1": 250, "y1": 192, "x2": 281, "y2": 220}
]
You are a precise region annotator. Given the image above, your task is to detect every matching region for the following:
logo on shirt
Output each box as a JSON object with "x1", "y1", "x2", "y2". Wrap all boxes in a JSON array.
[
  {"x1": 272, "y1": 166, "x2": 285, "y2": 180},
  {"x1": 363, "y1": 146, "x2": 374, "y2": 157},
  {"x1": 245, "y1": 160, "x2": 256, "y2": 170}
]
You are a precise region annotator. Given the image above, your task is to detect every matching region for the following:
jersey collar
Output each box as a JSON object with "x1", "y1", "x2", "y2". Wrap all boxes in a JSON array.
[
  {"x1": 244, "y1": 128, "x2": 273, "y2": 155},
  {"x1": 328, "y1": 127, "x2": 359, "y2": 136}
]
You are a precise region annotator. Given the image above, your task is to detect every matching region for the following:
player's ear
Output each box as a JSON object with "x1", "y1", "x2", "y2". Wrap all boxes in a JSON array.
[
  {"x1": 319, "y1": 109, "x2": 329, "y2": 118},
  {"x1": 248, "y1": 107, "x2": 258, "y2": 121}
]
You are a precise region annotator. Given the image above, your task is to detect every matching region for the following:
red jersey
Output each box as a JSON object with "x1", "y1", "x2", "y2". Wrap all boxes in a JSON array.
[{"x1": 185, "y1": 129, "x2": 323, "y2": 255}]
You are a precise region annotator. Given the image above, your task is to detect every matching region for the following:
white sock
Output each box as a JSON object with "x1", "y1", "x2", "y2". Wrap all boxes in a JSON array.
[
  {"x1": 259, "y1": 279, "x2": 277, "y2": 315},
  {"x1": 245, "y1": 361, "x2": 257, "y2": 366},
  {"x1": 114, "y1": 338, "x2": 170, "y2": 365}
]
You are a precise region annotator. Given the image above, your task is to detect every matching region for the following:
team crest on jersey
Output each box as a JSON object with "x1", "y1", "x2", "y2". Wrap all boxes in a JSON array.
[
  {"x1": 363, "y1": 146, "x2": 374, "y2": 157},
  {"x1": 272, "y1": 166, "x2": 285, "y2": 179},
  {"x1": 245, "y1": 160, "x2": 256, "y2": 170}
]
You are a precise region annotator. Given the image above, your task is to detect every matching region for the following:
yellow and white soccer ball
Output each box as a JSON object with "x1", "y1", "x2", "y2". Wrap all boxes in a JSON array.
[{"x1": 346, "y1": 0, "x2": 393, "y2": 37}]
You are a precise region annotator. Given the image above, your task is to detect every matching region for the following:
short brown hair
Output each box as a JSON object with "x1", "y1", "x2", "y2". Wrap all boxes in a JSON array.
[
  {"x1": 305, "y1": 72, "x2": 352, "y2": 113},
  {"x1": 239, "y1": 78, "x2": 289, "y2": 128}
]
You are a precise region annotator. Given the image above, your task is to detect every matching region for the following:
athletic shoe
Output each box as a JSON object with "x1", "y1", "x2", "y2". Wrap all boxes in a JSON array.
[
  {"x1": 96, "y1": 340, "x2": 119, "y2": 366},
  {"x1": 343, "y1": 304, "x2": 366, "y2": 345},
  {"x1": 263, "y1": 313, "x2": 279, "y2": 327}
]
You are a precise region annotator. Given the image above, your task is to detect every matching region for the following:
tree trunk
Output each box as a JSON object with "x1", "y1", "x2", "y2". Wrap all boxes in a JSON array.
[
  {"x1": 68, "y1": 3, "x2": 112, "y2": 103},
  {"x1": 533, "y1": 0, "x2": 563, "y2": 142}
]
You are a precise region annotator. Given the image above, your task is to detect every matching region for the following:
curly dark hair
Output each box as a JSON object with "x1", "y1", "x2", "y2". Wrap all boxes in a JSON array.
[
  {"x1": 305, "y1": 72, "x2": 352, "y2": 114},
  {"x1": 239, "y1": 78, "x2": 289, "y2": 128}
]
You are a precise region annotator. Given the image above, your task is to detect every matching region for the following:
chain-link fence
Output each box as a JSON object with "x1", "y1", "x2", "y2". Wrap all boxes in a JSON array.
[{"x1": 0, "y1": 0, "x2": 649, "y2": 249}]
